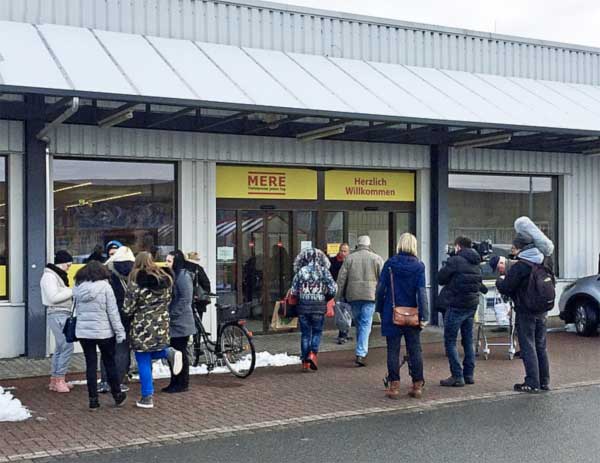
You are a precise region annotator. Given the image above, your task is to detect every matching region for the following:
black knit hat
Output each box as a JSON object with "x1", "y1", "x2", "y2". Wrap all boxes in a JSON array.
[
  {"x1": 488, "y1": 256, "x2": 500, "y2": 272},
  {"x1": 512, "y1": 233, "x2": 533, "y2": 250},
  {"x1": 54, "y1": 250, "x2": 73, "y2": 265}
]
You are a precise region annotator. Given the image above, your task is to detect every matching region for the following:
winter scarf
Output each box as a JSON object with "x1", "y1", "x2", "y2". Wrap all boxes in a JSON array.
[{"x1": 46, "y1": 263, "x2": 69, "y2": 286}]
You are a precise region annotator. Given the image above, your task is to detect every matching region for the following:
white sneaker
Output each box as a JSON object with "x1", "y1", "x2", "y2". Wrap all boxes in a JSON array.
[{"x1": 167, "y1": 347, "x2": 183, "y2": 375}]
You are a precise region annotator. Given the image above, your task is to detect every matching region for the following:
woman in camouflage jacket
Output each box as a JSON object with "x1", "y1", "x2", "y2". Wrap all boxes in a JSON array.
[{"x1": 122, "y1": 252, "x2": 183, "y2": 409}]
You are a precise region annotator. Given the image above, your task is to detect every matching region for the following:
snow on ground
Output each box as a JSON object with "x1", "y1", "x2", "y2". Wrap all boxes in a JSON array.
[
  {"x1": 152, "y1": 351, "x2": 301, "y2": 379},
  {"x1": 0, "y1": 386, "x2": 31, "y2": 422},
  {"x1": 68, "y1": 352, "x2": 301, "y2": 385}
]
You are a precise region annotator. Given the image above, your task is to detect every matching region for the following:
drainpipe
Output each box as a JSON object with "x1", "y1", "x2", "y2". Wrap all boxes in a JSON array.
[{"x1": 36, "y1": 97, "x2": 80, "y2": 142}]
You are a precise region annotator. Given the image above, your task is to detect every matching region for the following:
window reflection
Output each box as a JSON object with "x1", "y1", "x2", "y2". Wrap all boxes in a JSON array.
[
  {"x1": 53, "y1": 159, "x2": 176, "y2": 263},
  {"x1": 449, "y1": 174, "x2": 557, "y2": 278}
]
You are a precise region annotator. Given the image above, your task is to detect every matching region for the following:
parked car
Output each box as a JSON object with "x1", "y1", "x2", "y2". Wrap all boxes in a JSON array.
[{"x1": 559, "y1": 275, "x2": 600, "y2": 336}]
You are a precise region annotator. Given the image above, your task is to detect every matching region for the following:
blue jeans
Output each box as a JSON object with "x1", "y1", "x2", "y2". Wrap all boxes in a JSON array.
[
  {"x1": 351, "y1": 301, "x2": 376, "y2": 357},
  {"x1": 516, "y1": 311, "x2": 550, "y2": 389},
  {"x1": 135, "y1": 349, "x2": 169, "y2": 397},
  {"x1": 47, "y1": 312, "x2": 74, "y2": 377},
  {"x1": 299, "y1": 314, "x2": 325, "y2": 360},
  {"x1": 444, "y1": 307, "x2": 476, "y2": 379},
  {"x1": 386, "y1": 327, "x2": 424, "y2": 382}
]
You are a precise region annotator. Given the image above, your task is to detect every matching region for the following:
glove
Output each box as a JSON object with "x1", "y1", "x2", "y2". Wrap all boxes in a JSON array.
[
  {"x1": 116, "y1": 333, "x2": 126, "y2": 344},
  {"x1": 419, "y1": 321, "x2": 429, "y2": 329}
]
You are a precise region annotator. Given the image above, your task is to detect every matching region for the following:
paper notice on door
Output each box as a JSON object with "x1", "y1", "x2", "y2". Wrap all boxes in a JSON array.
[
  {"x1": 327, "y1": 243, "x2": 341, "y2": 256},
  {"x1": 300, "y1": 241, "x2": 313, "y2": 250},
  {"x1": 217, "y1": 246, "x2": 234, "y2": 261}
]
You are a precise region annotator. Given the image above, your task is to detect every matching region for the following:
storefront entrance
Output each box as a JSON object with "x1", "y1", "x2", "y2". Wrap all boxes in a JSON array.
[{"x1": 216, "y1": 166, "x2": 416, "y2": 333}]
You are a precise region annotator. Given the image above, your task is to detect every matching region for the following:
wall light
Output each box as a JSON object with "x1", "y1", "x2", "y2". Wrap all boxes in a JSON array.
[
  {"x1": 452, "y1": 133, "x2": 512, "y2": 149},
  {"x1": 296, "y1": 123, "x2": 346, "y2": 142}
]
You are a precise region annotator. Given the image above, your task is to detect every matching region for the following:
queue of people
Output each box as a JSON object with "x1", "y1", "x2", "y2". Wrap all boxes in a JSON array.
[
  {"x1": 42, "y1": 215, "x2": 555, "y2": 409},
  {"x1": 42, "y1": 243, "x2": 209, "y2": 410}
]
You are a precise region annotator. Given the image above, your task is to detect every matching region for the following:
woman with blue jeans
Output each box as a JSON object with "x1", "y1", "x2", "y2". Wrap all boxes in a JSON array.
[
  {"x1": 290, "y1": 248, "x2": 337, "y2": 372},
  {"x1": 376, "y1": 234, "x2": 429, "y2": 399},
  {"x1": 122, "y1": 252, "x2": 183, "y2": 409}
]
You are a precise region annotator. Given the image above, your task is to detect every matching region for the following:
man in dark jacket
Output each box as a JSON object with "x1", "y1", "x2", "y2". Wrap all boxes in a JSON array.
[
  {"x1": 496, "y1": 233, "x2": 552, "y2": 393},
  {"x1": 330, "y1": 243, "x2": 350, "y2": 343},
  {"x1": 438, "y1": 236, "x2": 487, "y2": 387}
]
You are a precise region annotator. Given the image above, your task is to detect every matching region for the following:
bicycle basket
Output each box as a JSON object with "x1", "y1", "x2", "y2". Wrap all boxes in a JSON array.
[{"x1": 217, "y1": 303, "x2": 250, "y2": 324}]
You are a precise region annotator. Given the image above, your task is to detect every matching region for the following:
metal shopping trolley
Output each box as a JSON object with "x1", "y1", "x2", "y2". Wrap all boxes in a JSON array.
[{"x1": 475, "y1": 285, "x2": 517, "y2": 360}]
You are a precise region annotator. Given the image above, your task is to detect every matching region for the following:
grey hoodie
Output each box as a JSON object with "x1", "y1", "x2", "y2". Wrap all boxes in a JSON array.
[{"x1": 73, "y1": 280, "x2": 125, "y2": 341}]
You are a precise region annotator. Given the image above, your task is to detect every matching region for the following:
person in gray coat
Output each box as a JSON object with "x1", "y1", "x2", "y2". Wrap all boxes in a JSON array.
[
  {"x1": 164, "y1": 250, "x2": 197, "y2": 393},
  {"x1": 73, "y1": 261, "x2": 127, "y2": 410}
]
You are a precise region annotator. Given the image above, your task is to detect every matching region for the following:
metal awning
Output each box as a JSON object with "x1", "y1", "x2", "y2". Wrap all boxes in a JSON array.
[{"x1": 2, "y1": 21, "x2": 600, "y2": 146}]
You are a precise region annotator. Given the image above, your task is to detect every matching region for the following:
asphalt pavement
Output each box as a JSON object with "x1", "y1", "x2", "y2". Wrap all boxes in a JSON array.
[{"x1": 58, "y1": 384, "x2": 599, "y2": 463}]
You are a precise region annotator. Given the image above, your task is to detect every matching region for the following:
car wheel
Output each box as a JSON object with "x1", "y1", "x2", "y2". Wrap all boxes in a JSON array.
[{"x1": 574, "y1": 302, "x2": 599, "y2": 337}]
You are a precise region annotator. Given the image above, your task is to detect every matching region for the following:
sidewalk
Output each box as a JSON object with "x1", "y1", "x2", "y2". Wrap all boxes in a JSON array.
[{"x1": 0, "y1": 331, "x2": 597, "y2": 462}]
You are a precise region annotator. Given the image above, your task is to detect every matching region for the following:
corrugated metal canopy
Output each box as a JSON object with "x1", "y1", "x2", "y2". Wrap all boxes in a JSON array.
[{"x1": 2, "y1": 21, "x2": 600, "y2": 134}]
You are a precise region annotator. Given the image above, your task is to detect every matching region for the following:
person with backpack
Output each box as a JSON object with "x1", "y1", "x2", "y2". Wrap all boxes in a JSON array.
[{"x1": 496, "y1": 233, "x2": 555, "y2": 393}]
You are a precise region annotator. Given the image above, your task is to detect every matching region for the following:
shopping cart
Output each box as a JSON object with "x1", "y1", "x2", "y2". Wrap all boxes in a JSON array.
[{"x1": 475, "y1": 285, "x2": 517, "y2": 360}]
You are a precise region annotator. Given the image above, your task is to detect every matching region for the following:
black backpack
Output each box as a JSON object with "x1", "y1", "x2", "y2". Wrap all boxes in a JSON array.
[{"x1": 521, "y1": 261, "x2": 556, "y2": 313}]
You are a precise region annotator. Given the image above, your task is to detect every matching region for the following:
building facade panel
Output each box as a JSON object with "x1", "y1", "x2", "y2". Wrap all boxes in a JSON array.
[{"x1": 3, "y1": 0, "x2": 600, "y2": 85}]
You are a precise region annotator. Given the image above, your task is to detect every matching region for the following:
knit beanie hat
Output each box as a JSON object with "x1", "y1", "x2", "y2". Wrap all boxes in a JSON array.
[
  {"x1": 54, "y1": 250, "x2": 73, "y2": 265},
  {"x1": 488, "y1": 256, "x2": 500, "y2": 272},
  {"x1": 513, "y1": 233, "x2": 533, "y2": 250},
  {"x1": 105, "y1": 240, "x2": 123, "y2": 253}
]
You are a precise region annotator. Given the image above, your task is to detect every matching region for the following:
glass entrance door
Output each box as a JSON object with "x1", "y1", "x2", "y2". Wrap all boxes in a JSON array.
[
  {"x1": 233, "y1": 210, "x2": 317, "y2": 333},
  {"x1": 348, "y1": 211, "x2": 390, "y2": 260}
]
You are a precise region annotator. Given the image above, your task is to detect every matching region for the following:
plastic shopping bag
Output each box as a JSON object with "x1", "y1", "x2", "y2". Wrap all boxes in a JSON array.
[{"x1": 334, "y1": 301, "x2": 352, "y2": 332}]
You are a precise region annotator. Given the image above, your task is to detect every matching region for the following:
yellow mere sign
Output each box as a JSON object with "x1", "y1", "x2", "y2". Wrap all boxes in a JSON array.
[
  {"x1": 325, "y1": 170, "x2": 415, "y2": 202},
  {"x1": 217, "y1": 166, "x2": 317, "y2": 200}
]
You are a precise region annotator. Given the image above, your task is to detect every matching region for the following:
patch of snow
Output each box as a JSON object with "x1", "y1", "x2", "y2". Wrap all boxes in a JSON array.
[
  {"x1": 68, "y1": 352, "x2": 302, "y2": 385},
  {"x1": 0, "y1": 386, "x2": 31, "y2": 422},
  {"x1": 151, "y1": 351, "x2": 301, "y2": 379}
]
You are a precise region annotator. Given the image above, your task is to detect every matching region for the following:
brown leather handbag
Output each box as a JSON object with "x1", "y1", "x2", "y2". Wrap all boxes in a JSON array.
[{"x1": 389, "y1": 268, "x2": 420, "y2": 327}]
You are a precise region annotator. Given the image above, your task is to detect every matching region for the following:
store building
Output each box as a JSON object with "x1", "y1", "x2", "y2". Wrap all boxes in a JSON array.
[{"x1": 0, "y1": 0, "x2": 599, "y2": 357}]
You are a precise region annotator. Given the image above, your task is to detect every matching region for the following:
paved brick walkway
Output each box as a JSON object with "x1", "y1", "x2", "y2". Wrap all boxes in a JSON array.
[{"x1": 0, "y1": 331, "x2": 598, "y2": 462}]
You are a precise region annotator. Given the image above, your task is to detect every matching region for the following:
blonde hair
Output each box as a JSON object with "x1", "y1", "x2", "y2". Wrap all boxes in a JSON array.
[
  {"x1": 129, "y1": 251, "x2": 173, "y2": 287},
  {"x1": 187, "y1": 251, "x2": 200, "y2": 261},
  {"x1": 397, "y1": 233, "x2": 418, "y2": 256}
]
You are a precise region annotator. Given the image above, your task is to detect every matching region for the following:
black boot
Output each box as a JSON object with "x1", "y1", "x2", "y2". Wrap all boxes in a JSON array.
[
  {"x1": 440, "y1": 376, "x2": 465, "y2": 387},
  {"x1": 89, "y1": 397, "x2": 100, "y2": 410}
]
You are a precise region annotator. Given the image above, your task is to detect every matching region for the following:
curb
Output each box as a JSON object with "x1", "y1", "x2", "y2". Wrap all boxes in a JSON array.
[{"x1": 4, "y1": 378, "x2": 600, "y2": 462}]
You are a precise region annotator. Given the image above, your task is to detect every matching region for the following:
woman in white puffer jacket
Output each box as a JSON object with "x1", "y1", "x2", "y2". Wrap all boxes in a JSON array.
[{"x1": 73, "y1": 260, "x2": 127, "y2": 410}]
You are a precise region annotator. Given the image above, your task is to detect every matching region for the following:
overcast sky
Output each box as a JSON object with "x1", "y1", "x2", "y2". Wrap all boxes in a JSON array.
[{"x1": 273, "y1": 0, "x2": 600, "y2": 48}]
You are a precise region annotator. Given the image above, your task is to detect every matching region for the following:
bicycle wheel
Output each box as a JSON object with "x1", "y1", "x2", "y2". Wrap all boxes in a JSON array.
[{"x1": 220, "y1": 323, "x2": 255, "y2": 378}]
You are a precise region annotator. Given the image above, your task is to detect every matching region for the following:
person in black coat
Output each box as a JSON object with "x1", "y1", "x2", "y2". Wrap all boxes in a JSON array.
[
  {"x1": 329, "y1": 243, "x2": 350, "y2": 343},
  {"x1": 438, "y1": 236, "x2": 487, "y2": 387},
  {"x1": 185, "y1": 252, "x2": 212, "y2": 316}
]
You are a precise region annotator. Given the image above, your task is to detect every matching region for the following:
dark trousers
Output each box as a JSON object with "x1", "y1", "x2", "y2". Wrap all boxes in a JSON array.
[
  {"x1": 386, "y1": 327, "x2": 424, "y2": 382},
  {"x1": 79, "y1": 337, "x2": 121, "y2": 400},
  {"x1": 100, "y1": 338, "x2": 130, "y2": 385},
  {"x1": 168, "y1": 336, "x2": 190, "y2": 390},
  {"x1": 516, "y1": 311, "x2": 550, "y2": 389},
  {"x1": 444, "y1": 307, "x2": 476, "y2": 379}
]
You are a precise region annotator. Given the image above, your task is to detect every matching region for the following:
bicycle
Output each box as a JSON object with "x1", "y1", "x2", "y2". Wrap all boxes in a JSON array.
[{"x1": 188, "y1": 294, "x2": 256, "y2": 378}]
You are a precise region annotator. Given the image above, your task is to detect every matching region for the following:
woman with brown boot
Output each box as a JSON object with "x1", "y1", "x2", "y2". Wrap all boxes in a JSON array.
[{"x1": 375, "y1": 233, "x2": 429, "y2": 399}]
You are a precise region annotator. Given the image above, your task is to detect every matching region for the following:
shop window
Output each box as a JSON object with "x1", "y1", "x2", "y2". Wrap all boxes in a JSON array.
[
  {"x1": 53, "y1": 159, "x2": 176, "y2": 265},
  {"x1": 0, "y1": 157, "x2": 8, "y2": 299},
  {"x1": 449, "y1": 174, "x2": 558, "y2": 278}
]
